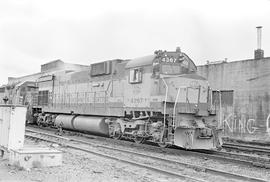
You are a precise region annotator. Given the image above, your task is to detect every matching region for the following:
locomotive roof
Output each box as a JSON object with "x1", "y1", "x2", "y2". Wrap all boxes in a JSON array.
[
  {"x1": 125, "y1": 51, "x2": 197, "y2": 71},
  {"x1": 125, "y1": 55, "x2": 156, "y2": 68}
]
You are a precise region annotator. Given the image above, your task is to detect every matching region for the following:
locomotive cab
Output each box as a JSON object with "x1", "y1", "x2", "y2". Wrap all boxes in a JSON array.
[
  {"x1": 156, "y1": 48, "x2": 221, "y2": 149},
  {"x1": 120, "y1": 47, "x2": 222, "y2": 149}
]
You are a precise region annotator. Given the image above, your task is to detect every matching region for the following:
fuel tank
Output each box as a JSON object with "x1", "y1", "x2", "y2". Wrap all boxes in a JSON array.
[
  {"x1": 55, "y1": 115, "x2": 109, "y2": 136},
  {"x1": 55, "y1": 115, "x2": 76, "y2": 130}
]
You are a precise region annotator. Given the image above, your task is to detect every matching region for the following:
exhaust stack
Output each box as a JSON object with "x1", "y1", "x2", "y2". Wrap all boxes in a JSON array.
[
  {"x1": 257, "y1": 26, "x2": 262, "y2": 50},
  {"x1": 254, "y1": 26, "x2": 264, "y2": 59}
]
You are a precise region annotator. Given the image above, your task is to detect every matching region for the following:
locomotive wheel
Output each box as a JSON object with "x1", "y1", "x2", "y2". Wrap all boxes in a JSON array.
[
  {"x1": 133, "y1": 136, "x2": 145, "y2": 144},
  {"x1": 158, "y1": 142, "x2": 170, "y2": 148},
  {"x1": 37, "y1": 118, "x2": 42, "y2": 127},
  {"x1": 112, "y1": 131, "x2": 122, "y2": 140}
]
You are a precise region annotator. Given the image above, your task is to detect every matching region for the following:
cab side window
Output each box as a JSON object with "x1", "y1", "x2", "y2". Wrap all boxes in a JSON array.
[{"x1": 129, "y1": 68, "x2": 142, "y2": 83}]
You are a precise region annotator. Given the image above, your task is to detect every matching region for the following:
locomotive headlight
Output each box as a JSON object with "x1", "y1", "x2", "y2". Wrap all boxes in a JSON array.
[{"x1": 194, "y1": 104, "x2": 199, "y2": 113}]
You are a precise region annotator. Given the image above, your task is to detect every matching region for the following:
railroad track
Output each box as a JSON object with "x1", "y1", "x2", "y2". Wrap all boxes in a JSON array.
[
  {"x1": 222, "y1": 142, "x2": 270, "y2": 157},
  {"x1": 26, "y1": 126, "x2": 270, "y2": 168},
  {"x1": 223, "y1": 137, "x2": 270, "y2": 147},
  {"x1": 25, "y1": 128, "x2": 268, "y2": 182},
  {"x1": 25, "y1": 129, "x2": 204, "y2": 182}
]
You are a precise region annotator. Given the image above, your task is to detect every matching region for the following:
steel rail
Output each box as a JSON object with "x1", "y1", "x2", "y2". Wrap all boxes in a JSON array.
[
  {"x1": 222, "y1": 142, "x2": 270, "y2": 154},
  {"x1": 25, "y1": 129, "x2": 268, "y2": 182},
  {"x1": 194, "y1": 150, "x2": 270, "y2": 169},
  {"x1": 223, "y1": 137, "x2": 270, "y2": 147}
]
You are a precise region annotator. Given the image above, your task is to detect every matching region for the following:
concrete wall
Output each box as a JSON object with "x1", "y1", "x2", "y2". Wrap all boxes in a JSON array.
[{"x1": 197, "y1": 57, "x2": 270, "y2": 140}]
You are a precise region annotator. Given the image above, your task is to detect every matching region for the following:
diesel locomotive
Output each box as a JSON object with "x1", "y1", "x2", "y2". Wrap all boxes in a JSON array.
[{"x1": 33, "y1": 47, "x2": 221, "y2": 149}]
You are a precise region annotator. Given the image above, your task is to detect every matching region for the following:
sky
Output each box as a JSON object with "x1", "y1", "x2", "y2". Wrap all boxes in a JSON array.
[{"x1": 0, "y1": 0, "x2": 270, "y2": 84}]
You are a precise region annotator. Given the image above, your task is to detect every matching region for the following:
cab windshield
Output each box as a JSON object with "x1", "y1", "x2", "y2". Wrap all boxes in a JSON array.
[
  {"x1": 152, "y1": 52, "x2": 196, "y2": 76},
  {"x1": 161, "y1": 64, "x2": 182, "y2": 75}
]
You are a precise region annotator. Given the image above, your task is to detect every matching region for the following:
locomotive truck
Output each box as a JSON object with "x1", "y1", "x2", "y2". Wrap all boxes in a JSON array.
[{"x1": 34, "y1": 47, "x2": 221, "y2": 149}]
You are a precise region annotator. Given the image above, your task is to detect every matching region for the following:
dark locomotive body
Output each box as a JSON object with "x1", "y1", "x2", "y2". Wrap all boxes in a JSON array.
[{"x1": 33, "y1": 47, "x2": 221, "y2": 149}]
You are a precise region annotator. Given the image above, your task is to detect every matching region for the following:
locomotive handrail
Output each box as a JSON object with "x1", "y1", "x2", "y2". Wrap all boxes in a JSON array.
[
  {"x1": 161, "y1": 78, "x2": 168, "y2": 125},
  {"x1": 51, "y1": 91, "x2": 108, "y2": 105},
  {"x1": 186, "y1": 90, "x2": 191, "y2": 113},
  {"x1": 218, "y1": 90, "x2": 222, "y2": 129},
  {"x1": 173, "y1": 86, "x2": 186, "y2": 128},
  {"x1": 105, "y1": 80, "x2": 112, "y2": 96},
  {"x1": 161, "y1": 78, "x2": 168, "y2": 142}
]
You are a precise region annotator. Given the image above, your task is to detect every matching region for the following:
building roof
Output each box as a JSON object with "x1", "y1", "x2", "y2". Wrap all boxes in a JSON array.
[
  {"x1": 41, "y1": 59, "x2": 64, "y2": 66},
  {"x1": 198, "y1": 56, "x2": 270, "y2": 67}
]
